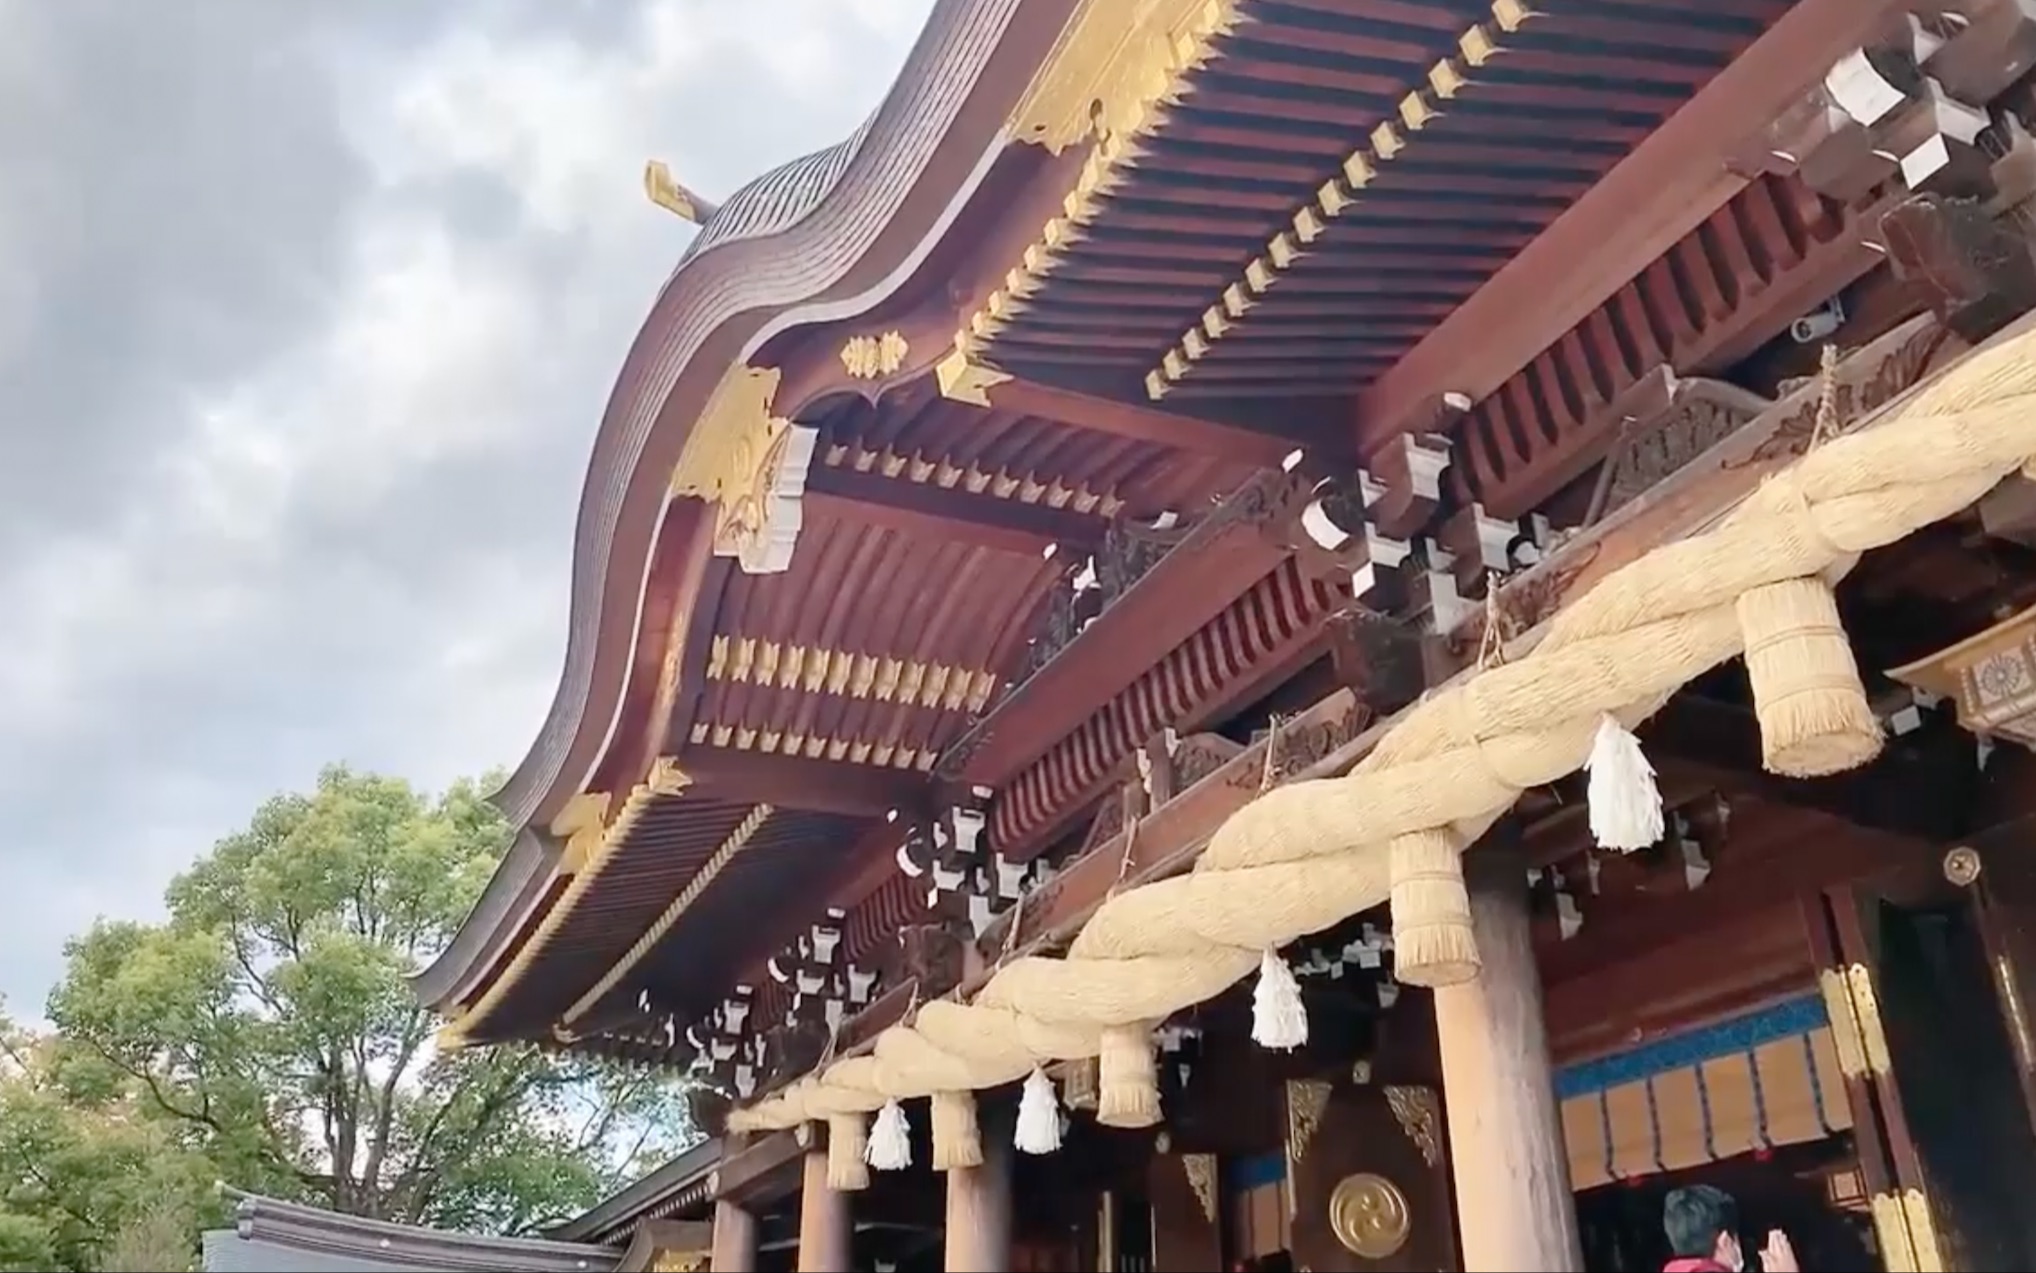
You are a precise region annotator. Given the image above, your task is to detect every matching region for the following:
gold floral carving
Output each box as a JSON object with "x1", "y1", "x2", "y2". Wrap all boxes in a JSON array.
[
  {"x1": 1285, "y1": 1078, "x2": 1332, "y2": 1166},
  {"x1": 669, "y1": 365, "x2": 816, "y2": 574},
  {"x1": 1329, "y1": 1173, "x2": 1412, "y2": 1259},
  {"x1": 549, "y1": 791, "x2": 612, "y2": 876},
  {"x1": 1009, "y1": 0, "x2": 1241, "y2": 154},
  {"x1": 839, "y1": 331, "x2": 909, "y2": 380},
  {"x1": 651, "y1": 1252, "x2": 708, "y2": 1273},
  {"x1": 1181, "y1": 1153, "x2": 1218, "y2": 1225},
  {"x1": 970, "y1": 0, "x2": 1239, "y2": 361},
  {"x1": 1383, "y1": 1085, "x2": 1443, "y2": 1168},
  {"x1": 935, "y1": 345, "x2": 1013, "y2": 406}
]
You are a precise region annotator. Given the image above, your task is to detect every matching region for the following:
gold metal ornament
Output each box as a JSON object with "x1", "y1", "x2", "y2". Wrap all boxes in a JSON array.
[
  {"x1": 1329, "y1": 1172, "x2": 1412, "y2": 1258},
  {"x1": 1943, "y1": 845, "x2": 1983, "y2": 887}
]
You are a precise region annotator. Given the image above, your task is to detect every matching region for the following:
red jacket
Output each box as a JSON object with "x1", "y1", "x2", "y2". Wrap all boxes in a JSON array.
[{"x1": 1663, "y1": 1261, "x2": 1729, "y2": 1272}]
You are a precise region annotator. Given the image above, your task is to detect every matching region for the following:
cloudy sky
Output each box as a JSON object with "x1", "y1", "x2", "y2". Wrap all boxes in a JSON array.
[{"x1": 0, "y1": 0, "x2": 934, "y2": 1017}]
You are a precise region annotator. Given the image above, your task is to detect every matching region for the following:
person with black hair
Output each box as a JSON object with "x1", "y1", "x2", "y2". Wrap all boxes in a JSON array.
[{"x1": 1663, "y1": 1185, "x2": 1798, "y2": 1272}]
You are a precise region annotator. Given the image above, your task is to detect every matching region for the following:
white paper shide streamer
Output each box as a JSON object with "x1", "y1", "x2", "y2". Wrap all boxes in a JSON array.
[
  {"x1": 1585, "y1": 714, "x2": 1664, "y2": 851},
  {"x1": 866, "y1": 1098, "x2": 912, "y2": 1171},
  {"x1": 1250, "y1": 948, "x2": 1308, "y2": 1049},
  {"x1": 1014, "y1": 1065, "x2": 1063, "y2": 1154}
]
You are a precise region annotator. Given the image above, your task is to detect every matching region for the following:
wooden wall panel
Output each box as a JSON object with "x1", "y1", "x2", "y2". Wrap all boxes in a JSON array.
[{"x1": 1286, "y1": 1080, "x2": 1457, "y2": 1273}]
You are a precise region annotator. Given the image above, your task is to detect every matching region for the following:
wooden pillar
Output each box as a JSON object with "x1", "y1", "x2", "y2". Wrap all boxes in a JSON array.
[
  {"x1": 945, "y1": 1113, "x2": 1013, "y2": 1272},
  {"x1": 710, "y1": 1198, "x2": 758, "y2": 1273},
  {"x1": 797, "y1": 1145, "x2": 851, "y2": 1272},
  {"x1": 1432, "y1": 845, "x2": 1582, "y2": 1272}
]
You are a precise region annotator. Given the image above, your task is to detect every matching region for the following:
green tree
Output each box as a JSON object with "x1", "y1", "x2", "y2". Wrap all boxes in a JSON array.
[
  {"x1": 0, "y1": 1005, "x2": 215, "y2": 1272},
  {"x1": 44, "y1": 767, "x2": 688, "y2": 1245}
]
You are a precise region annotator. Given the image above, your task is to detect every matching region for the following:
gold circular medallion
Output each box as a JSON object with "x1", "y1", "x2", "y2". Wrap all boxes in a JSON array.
[
  {"x1": 1329, "y1": 1172, "x2": 1411, "y2": 1259},
  {"x1": 1944, "y1": 845, "x2": 1983, "y2": 888}
]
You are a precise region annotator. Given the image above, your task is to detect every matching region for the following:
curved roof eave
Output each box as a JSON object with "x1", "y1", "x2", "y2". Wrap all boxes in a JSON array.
[
  {"x1": 412, "y1": 0, "x2": 1069, "y2": 1010},
  {"x1": 410, "y1": 824, "x2": 552, "y2": 1009}
]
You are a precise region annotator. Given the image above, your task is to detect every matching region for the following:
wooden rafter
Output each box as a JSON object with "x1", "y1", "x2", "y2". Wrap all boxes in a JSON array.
[{"x1": 675, "y1": 746, "x2": 929, "y2": 819}]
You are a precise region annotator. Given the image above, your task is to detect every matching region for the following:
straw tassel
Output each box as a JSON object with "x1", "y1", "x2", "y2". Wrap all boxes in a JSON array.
[
  {"x1": 1015, "y1": 1066, "x2": 1063, "y2": 1155},
  {"x1": 1586, "y1": 714, "x2": 1663, "y2": 851},
  {"x1": 1096, "y1": 1023, "x2": 1162, "y2": 1128},
  {"x1": 930, "y1": 1089, "x2": 983, "y2": 1172},
  {"x1": 826, "y1": 1112, "x2": 870, "y2": 1191},
  {"x1": 1737, "y1": 576, "x2": 1882, "y2": 777},
  {"x1": 865, "y1": 1098, "x2": 912, "y2": 1171},
  {"x1": 1388, "y1": 828, "x2": 1480, "y2": 987},
  {"x1": 1251, "y1": 948, "x2": 1308, "y2": 1050}
]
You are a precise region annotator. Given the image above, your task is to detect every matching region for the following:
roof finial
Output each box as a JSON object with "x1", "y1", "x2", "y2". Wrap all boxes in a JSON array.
[{"x1": 643, "y1": 160, "x2": 719, "y2": 224}]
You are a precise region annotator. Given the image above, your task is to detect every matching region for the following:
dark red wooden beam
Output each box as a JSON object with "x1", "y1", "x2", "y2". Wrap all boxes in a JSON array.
[
  {"x1": 945, "y1": 469, "x2": 1298, "y2": 787},
  {"x1": 1355, "y1": 0, "x2": 1909, "y2": 455},
  {"x1": 978, "y1": 373, "x2": 1307, "y2": 465}
]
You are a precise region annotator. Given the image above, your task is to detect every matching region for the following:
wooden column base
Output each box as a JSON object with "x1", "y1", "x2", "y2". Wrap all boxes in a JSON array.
[
  {"x1": 796, "y1": 1146, "x2": 851, "y2": 1272},
  {"x1": 1433, "y1": 845, "x2": 1583, "y2": 1271},
  {"x1": 710, "y1": 1199, "x2": 758, "y2": 1273},
  {"x1": 945, "y1": 1120, "x2": 1013, "y2": 1272}
]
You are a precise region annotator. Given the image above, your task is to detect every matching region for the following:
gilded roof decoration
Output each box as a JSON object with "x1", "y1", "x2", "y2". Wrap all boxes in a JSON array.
[
  {"x1": 820, "y1": 441, "x2": 1123, "y2": 516},
  {"x1": 840, "y1": 331, "x2": 910, "y2": 379},
  {"x1": 1145, "y1": 0, "x2": 1535, "y2": 399},
  {"x1": 668, "y1": 366, "x2": 816, "y2": 574},
  {"x1": 562, "y1": 804, "x2": 778, "y2": 1026},
  {"x1": 705, "y1": 637, "x2": 999, "y2": 712},
  {"x1": 959, "y1": 0, "x2": 1241, "y2": 361}
]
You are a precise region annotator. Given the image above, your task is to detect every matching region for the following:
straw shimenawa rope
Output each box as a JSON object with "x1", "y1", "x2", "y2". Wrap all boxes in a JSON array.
[{"x1": 729, "y1": 326, "x2": 2036, "y2": 1149}]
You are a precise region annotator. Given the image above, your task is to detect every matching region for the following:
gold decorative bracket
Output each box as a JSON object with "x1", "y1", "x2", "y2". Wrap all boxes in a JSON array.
[
  {"x1": 935, "y1": 344, "x2": 1013, "y2": 406},
  {"x1": 550, "y1": 791, "x2": 612, "y2": 876},
  {"x1": 1383, "y1": 1084, "x2": 1444, "y2": 1167},
  {"x1": 1181, "y1": 1152, "x2": 1218, "y2": 1225},
  {"x1": 1285, "y1": 1077, "x2": 1332, "y2": 1217},
  {"x1": 1008, "y1": 0, "x2": 1243, "y2": 154}
]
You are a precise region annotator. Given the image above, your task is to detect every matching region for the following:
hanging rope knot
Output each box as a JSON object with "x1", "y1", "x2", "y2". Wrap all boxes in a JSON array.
[
  {"x1": 1112, "y1": 815, "x2": 1140, "y2": 891},
  {"x1": 1477, "y1": 572, "x2": 1510, "y2": 670},
  {"x1": 1809, "y1": 342, "x2": 1843, "y2": 450},
  {"x1": 1258, "y1": 714, "x2": 1288, "y2": 793},
  {"x1": 996, "y1": 888, "x2": 1028, "y2": 967}
]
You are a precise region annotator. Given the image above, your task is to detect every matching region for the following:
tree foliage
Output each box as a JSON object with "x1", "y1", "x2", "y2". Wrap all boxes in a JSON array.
[{"x1": 2, "y1": 768, "x2": 688, "y2": 1271}]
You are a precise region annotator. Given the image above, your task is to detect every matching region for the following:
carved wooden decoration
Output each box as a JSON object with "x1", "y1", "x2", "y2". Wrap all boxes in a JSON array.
[
  {"x1": 1150, "y1": 1150, "x2": 1224, "y2": 1268},
  {"x1": 1171, "y1": 732, "x2": 1244, "y2": 793},
  {"x1": 1326, "y1": 606, "x2": 1425, "y2": 717},
  {"x1": 1593, "y1": 370, "x2": 1773, "y2": 521},
  {"x1": 1883, "y1": 190, "x2": 2036, "y2": 344},
  {"x1": 1888, "y1": 603, "x2": 2036, "y2": 749}
]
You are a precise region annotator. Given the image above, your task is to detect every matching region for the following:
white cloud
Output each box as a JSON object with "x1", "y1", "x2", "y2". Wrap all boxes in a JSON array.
[{"x1": 0, "y1": 0, "x2": 937, "y2": 1016}]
